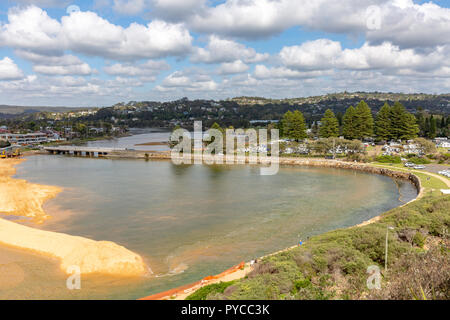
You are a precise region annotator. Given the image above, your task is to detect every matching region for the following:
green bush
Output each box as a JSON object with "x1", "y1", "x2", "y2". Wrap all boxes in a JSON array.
[
  {"x1": 376, "y1": 155, "x2": 402, "y2": 163},
  {"x1": 409, "y1": 157, "x2": 431, "y2": 164},
  {"x1": 186, "y1": 281, "x2": 236, "y2": 300},
  {"x1": 412, "y1": 232, "x2": 426, "y2": 248}
]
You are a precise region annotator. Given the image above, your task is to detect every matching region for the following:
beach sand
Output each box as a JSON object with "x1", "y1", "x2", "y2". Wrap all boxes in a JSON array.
[{"x1": 0, "y1": 159, "x2": 147, "y2": 277}]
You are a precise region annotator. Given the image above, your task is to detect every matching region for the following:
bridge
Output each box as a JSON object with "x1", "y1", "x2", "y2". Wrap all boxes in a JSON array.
[{"x1": 44, "y1": 146, "x2": 126, "y2": 157}]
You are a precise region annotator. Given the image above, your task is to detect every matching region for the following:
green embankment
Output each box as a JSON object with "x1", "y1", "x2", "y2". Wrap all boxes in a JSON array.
[{"x1": 187, "y1": 168, "x2": 449, "y2": 300}]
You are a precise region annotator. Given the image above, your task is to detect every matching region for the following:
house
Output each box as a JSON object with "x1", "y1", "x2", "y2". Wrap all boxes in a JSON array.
[{"x1": 0, "y1": 132, "x2": 48, "y2": 145}]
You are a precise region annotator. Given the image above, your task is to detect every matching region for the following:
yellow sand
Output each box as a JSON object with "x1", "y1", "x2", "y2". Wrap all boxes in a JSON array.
[{"x1": 0, "y1": 159, "x2": 147, "y2": 277}]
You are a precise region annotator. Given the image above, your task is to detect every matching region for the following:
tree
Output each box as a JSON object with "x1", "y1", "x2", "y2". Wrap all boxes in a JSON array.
[
  {"x1": 414, "y1": 138, "x2": 436, "y2": 154},
  {"x1": 319, "y1": 109, "x2": 339, "y2": 138},
  {"x1": 353, "y1": 100, "x2": 374, "y2": 139},
  {"x1": 429, "y1": 116, "x2": 437, "y2": 139},
  {"x1": 282, "y1": 110, "x2": 307, "y2": 141},
  {"x1": 375, "y1": 103, "x2": 392, "y2": 141},
  {"x1": 342, "y1": 106, "x2": 357, "y2": 140},
  {"x1": 400, "y1": 113, "x2": 420, "y2": 140},
  {"x1": 0, "y1": 139, "x2": 10, "y2": 148}
]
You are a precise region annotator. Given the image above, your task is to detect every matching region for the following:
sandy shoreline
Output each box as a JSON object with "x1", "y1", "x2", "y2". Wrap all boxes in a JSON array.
[{"x1": 0, "y1": 159, "x2": 147, "y2": 277}]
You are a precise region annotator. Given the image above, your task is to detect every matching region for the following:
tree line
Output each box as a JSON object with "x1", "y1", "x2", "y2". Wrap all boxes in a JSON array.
[{"x1": 279, "y1": 100, "x2": 435, "y2": 142}]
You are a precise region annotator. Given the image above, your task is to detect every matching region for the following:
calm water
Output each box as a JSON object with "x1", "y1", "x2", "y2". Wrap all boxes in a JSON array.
[
  {"x1": 0, "y1": 155, "x2": 417, "y2": 299},
  {"x1": 83, "y1": 128, "x2": 171, "y2": 151}
]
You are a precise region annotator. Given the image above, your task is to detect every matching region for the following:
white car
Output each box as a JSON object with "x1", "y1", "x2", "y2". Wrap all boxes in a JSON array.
[
  {"x1": 413, "y1": 165, "x2": 425, "y2": 170},
  {"x1": 404, "y1": 162, "x2": 415, "y2": 167}
]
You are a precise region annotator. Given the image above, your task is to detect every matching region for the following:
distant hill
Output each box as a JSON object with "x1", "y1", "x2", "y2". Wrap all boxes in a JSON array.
[
  {"x1": 230, "y1": 92, "x2": 450, "y2": 106},
  {"x1": 0, "y1": 105, "x2": 82, "y2": 115}
]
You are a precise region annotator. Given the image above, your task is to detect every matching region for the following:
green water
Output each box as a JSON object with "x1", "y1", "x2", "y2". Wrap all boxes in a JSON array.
[{"x1": 0, "y1": 155, "x2": 417, "y2": 299}]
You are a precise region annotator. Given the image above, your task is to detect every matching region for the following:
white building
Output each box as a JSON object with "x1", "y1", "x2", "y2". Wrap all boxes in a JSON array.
[{"x1": 0, "y1": 133, "x2": 48, "y2": 145}]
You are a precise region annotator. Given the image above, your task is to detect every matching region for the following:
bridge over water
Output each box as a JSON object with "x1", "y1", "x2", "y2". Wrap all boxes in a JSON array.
[{"x1": 44, "y1": 146, "x2": 126, "y2": 157}]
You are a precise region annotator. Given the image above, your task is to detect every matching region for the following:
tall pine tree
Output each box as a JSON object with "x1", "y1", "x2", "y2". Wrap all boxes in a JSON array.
[
  {"x1": 375, "y1": 103, "x2": 392, "y2": 141},
  {"x1": 319, "y1": 109, "x2": 339, "y2": 138},
  {"x1": 342, "y1": 106, "x2": 357, "y2": 139},
  {"x1": 390, "y1": 102, "x2": 419, "y2": 140},
  {"x1": 282, "y1": 110, "x2": 307, "y2": 141},
  {"x1": 354, "y1": 100, "x2": 374, "y2": 140}
]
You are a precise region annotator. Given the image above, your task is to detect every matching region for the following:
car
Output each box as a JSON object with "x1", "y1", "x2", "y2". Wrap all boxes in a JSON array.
[
  {"x1": 404, "y1": 162, "x2": 415, "y2": 167},
  {"x1": 413, "y1": 165, "x2": 425, "y2": 170}
]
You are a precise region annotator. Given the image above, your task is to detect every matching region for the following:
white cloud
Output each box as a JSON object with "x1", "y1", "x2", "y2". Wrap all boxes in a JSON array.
[
  {"x1": 159, "y1": 69, "x2": 218, "y2": 91},
  {"x1": 279, "y1": 39, "x2": 450, "y2": 75},
  {"x1": 104, "y1": 60, "x2": 170, "y2": 77},
  {"x1": 186, "y1": 0, "x2": 450, "y2": 49},
  {"x1": 191, "y1": 35, "x2": 268, "y2": 64},
  {"x1": 113, "y1": 0, "x2": 147, "y2": 15},
  {"x1": 254, "y1": 65, "x2": 331, "y2": 79},
  {"x1": 0, "y1": 6, "x2": 193, "y2": 61},
  {"x1": 280, "y1": 39, "x2": 342, "y2": 71},
  {"x1": 151, "y1": 0, "x2": 206, "y2": 21},
  {"x1": 16, "y1": 51, "x2": 95, "y2": 76},
  {"x1": 0, "y1": 57, "x2": 24, "y2": 80},
  {"x1": 32, "y1": 64, "x2": 93, "y2": 76},
  {"x1": 217, "y1": 60, "x2": 249, "y2": 75}
]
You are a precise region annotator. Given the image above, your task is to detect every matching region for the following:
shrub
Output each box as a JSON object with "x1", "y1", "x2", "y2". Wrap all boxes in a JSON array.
[
  {"x1": 409, "y1": 157, "x2": 431, "y2": 165},
  {"x1": 412, "y1": 232, "x2": 426, "y2": 248},
  {"x1": 186, "y1": 281, "x2": 236, "y2": 300},
  {"x1": 375, "y1": 155, "x2": 402, "y2": 163}
]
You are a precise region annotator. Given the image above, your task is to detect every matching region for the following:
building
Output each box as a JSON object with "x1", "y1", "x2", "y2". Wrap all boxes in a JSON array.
[{"x1": 0, "y1": 133, "x2": 48, "y2": 145}]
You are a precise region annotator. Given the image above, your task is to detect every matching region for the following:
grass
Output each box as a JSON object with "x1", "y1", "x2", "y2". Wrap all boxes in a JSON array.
[
  {"x1": 371, "y1": 162, "x2": 448, "y2": 190},
  {"x1": 186, "y1": 195, "x2": 449, "y2": 300}
]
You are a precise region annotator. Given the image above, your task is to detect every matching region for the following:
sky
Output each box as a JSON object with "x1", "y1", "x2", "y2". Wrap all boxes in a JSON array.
[{"x1": 0, "y1": 0, "x2": 449, "y2": 107}]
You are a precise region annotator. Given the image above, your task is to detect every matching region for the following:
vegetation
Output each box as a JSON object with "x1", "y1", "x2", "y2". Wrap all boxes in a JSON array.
[
  {"x1": 0, "y1": 139, "x2": 11, "y2": 148},
  {"x1": 375, "y1": 155, "x2": 402, "y2": 163},
  {"x1": 282, "y1": 110, "x2": 307, "y2": 141},
  {"x1": 319, "y1": 109, "x2": 339, "y2": 138},
  {"x1": 186, "y1": 281, "x2": 236, "y2": 300}
]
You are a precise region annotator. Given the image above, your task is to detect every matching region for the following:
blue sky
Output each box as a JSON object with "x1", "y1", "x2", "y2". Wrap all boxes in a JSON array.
[{"x1": 0, "y1": 0, "x2": 449, "y2": 107}]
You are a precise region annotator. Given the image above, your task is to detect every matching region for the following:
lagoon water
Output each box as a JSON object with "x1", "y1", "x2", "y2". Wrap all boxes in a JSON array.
[{"x1": 0, "y1": 155, "x2": 417, "y2": 299}]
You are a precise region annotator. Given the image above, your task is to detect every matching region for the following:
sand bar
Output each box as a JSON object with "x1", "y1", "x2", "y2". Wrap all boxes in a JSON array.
[{"x1": 0, "y1": 159, "x2": 147, "y2": 277}]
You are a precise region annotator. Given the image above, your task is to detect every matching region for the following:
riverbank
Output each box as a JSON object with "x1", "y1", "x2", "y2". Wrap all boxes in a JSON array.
[{"x1": 0, "y1": 159, "x2": 148, "y2": 277}]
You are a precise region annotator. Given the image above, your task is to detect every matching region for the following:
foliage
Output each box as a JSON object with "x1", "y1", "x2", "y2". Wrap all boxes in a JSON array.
[
  {"x1": 413, "y1": 138, "x2": 436, "y2": 154},
  {"x1": 375, "y1": 155, "x2": 402, "y2": 163},
  {"x1": 408, "y1": 157, "x2": 431, "y2": 165},
  {"x1": 342, "y1": 105, "x2": 357, "y2": 140},
  {"x1": 0, "y1": 139, "x2": 11, "y2": 148},
  {"x1": 282, "y1": 110, "x2": 307, "y2": 141},
  {"x1": 319, "y1": 109, "x2": 339, "y2": 138},
  {"x1": 353, "y1": 100, "x2": 374, "y2": 139},
  {"x1": 186, "y1": 281, "x2": 236, "y2": 300},
  {"x1": 375, "y1": 103, "x2": 392, "y2": 141}
]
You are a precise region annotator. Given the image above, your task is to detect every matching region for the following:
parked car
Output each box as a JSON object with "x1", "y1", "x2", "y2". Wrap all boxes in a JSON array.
[
  {"x1": 438, "y1": 170, "x2": 450, "y2": 178},
  {"x1": 404, "y1": 162, "x2": 415, "y2": 167},
  {"x1": 413, "y1": 165, "x2": 425, "y2": 170}
]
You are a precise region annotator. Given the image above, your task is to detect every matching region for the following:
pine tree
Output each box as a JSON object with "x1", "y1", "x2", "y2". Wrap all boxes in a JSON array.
[
  {"x1": 342, "y1": 106, "x2": 356, "y2": 139},
  {"x1": 401, "y1": 113, "x2": 420, "y2": 140},
  {"x1": 283, "y1": 110, "x2": 307, "y2": 141},
  {"x1": 375, "y1": 103, "x2": 392, "y2": 141},
  {"x1": 390, "y1": 102, "x2": 419, "y2": 141},
  {"x1": 319, "y1": 109, "x2": 339, "y2": 138},
  {"x1": 354, "y1": 100, "x2": 374, "y2": 140},
  {"x1": 429, "y1": 116, "x2": 437, "y2": 139}
]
